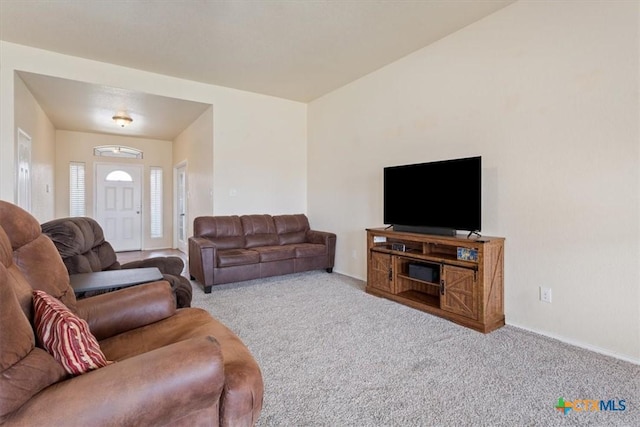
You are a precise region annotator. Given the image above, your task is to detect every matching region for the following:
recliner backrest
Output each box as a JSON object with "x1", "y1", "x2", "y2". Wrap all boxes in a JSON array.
[
  {"x1": 41, "y1": 217, "x2": 119, "y2": 274},
  {"x1": 1, "y1": 202, "x2": 77, "y2": 313},
  {"x1": 0, "y1": 202, "x2": 72, "y2": 421}
]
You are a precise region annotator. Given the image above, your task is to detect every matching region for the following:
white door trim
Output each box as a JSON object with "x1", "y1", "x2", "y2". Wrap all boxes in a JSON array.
[
  {"x1": 16, "y1": 128, "x2": 32, "y2": 212},
  {"x1": 174, "y1": 161, "x2": 188, "y2": 253}
]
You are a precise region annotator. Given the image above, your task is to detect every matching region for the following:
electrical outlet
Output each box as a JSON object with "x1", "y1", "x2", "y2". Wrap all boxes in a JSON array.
[{"x1": 540, "y1": 287, "x2": 552, "y2": 303}]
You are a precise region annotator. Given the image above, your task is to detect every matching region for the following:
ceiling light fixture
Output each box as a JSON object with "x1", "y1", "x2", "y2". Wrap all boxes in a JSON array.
[{"x1": 112, "y1": 112, "x2": 133, "y2": 127}]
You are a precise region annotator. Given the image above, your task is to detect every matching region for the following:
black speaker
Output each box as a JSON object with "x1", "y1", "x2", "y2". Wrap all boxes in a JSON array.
[
  {"x1": 408, "y1": 262, "x2": 440, "y2": 283},
  {"x1": 391, "y1": 242, "x2": 406, "y2": 252}
]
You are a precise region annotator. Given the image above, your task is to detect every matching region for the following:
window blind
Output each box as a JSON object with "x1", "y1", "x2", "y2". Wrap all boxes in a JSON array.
[
  {"x1": 69, "y1": 162, "x2": 85, "y2": 216},
  {"x1": 150, "y1": 167, "x2": 163, "y2": 238}
]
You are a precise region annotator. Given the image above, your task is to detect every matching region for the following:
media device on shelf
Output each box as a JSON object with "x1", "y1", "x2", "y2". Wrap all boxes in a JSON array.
[
  {"x1": 408, "y1": 262, "x2": 440, "y2": 283},
  {"x1": 383, "y1": 156, "x2": 481, "y2": 236}
]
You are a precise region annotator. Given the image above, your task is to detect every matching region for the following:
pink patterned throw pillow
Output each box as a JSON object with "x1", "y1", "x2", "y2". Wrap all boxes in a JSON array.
[{"x1": 32, "y1": 290, "x2": 111, "y2": 375}]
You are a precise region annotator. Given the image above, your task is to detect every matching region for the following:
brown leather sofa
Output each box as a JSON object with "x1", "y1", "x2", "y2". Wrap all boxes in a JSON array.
[
  {"x1": 189, "y1": 214, "x2": 336, "y2": 293},
  {"x1": 41, "y1": 216, "x2": 193, "y2": 308},
  {"x1": 0, "y1": 201, "x2": 263, "y2": 426}
]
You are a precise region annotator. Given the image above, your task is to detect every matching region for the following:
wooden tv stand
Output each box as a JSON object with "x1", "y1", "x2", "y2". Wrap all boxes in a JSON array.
[{"x1": 366, "y1": 228, "x2": 505, "y2": 333}]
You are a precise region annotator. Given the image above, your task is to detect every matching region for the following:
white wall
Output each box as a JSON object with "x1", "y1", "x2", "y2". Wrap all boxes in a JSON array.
[
  {"x1": 308, "y1": 1, "x2": 640, "y2": 362},
  {"x1": 0, "y1": 41, "x2": 308, "y2": 221},
  {"x1": 13, "y1": 73, "x2": 56, "y2": 222},
  {"x1": 212, "y1": 90, "x2": 308, "y2": 216},
  {"x1": 174, "y1": 105, "x2": 214, "y2": 239},
  {"x1": 174, "y1": 90, "x2": 308, "y2": 218}
]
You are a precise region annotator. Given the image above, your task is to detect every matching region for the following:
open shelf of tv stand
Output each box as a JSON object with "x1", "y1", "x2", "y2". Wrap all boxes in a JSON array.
[
  {"x1": 395, "y1": 289, "x2": 439, "y2": 307},
  {"x1": 366, "y1": 228, "x2": 505, "y2": 333}
]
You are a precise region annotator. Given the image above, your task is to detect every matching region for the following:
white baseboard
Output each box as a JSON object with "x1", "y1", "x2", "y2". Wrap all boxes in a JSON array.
[{"x1": 507, "y1": 321, "x2": 640, "y2": 366}]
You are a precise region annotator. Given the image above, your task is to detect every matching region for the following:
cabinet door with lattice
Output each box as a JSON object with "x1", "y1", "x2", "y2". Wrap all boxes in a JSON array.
[
  {"x1": 368, "y1": 251, "x2": 393, "y2": 293},
  {"x1": 441, "y1": 265, "x2": 477, "y2": 319}
]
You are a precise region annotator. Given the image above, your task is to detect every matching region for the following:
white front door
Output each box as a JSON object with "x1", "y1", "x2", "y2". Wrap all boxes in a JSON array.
[
  {"x1": 17, "y1": 129, "x2": 32, "y2": 212},
  {"x1": 175, "y1": 163, "x2": 188, "y2": 253},
  {"x1": 95, "y1": 163, "x2": 142, "y2": 251}
]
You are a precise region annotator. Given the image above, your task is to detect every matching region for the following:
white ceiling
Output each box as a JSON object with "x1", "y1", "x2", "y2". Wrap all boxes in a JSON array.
[
  {"x1": 17, "y1": 71, "x2": 212, "y2": 140},
  {"x1": 1, "y1": 0, "x2": 515, "y2": 139}
]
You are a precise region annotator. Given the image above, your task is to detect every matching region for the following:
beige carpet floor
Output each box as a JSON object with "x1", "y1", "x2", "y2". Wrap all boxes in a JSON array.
[{"x1": 190, "y1": 271, "x2": 639, "y2": 427}]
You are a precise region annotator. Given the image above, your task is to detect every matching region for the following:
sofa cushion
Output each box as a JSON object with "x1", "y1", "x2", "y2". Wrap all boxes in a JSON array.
[
  {"x1": 274, "y1": 214, "x2": 310, "y2": 245},
  {"x1": 241, "y1": 215, "x2": 279, "y2": 248},
  {"x1": 293, "y1": 243, "x2": 327, "y2": 258},
  {"x1": 194, "y1": 216, "x2": 245, "y2": 249},
  {"x1": 217, "y1": 249, "x2": 260, "y2": 267},
  {"x1": 33, "y1": 290, "x2": 111, "y2": 375},
  {"x1": 253, "y1": 245, "x2": 296, "y2": 262}
]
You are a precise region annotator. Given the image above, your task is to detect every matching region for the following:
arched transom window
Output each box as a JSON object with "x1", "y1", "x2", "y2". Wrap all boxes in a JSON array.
[
  {"x1": 94, "y1": 145, "x2": 143, "y2": 159},
  {"x1": 105, "y1": 170, "x2": 133, "y2": 182}
]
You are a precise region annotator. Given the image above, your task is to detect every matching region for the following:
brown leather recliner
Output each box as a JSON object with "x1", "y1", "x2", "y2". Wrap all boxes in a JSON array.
[
  {"x1": 41, "y1": 216, "x2": 192, "y2": 308},
  {"x1": 0, "y1": 201, "x2": 263, "y2": 426}
]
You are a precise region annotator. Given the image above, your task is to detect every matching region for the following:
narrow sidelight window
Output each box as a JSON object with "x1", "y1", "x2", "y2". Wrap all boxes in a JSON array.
[
  {"x1": 150, "y1": 167, "x2": 163, "y2": 238},
  {"x1": 69, "y1": 162, "x2": 85, "y2": 216}
]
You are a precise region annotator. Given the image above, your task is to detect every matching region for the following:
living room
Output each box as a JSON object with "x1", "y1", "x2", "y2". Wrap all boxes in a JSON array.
[{"x1": 0, "y1": 0, "x2": 638, "y2": 397}]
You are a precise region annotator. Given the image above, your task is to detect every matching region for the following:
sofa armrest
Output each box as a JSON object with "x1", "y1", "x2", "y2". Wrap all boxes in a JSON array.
[
  {"x1": 188, "y1": 237, "x2": 217, "y2": 288},
  {"x1": 75, "y1": 281, "x2": 176, "y2": 340},
  {"x1": 307, "y1": 230, "x2": 336, "y2": 268},
  {"x1": 121, "y1": 256, "x2": 185, "y2": 277},
  {"x1": 307, "y1": 230, "x2": 336, "y2": 247},
  {"x1": 4, "y1": 337, "x2": 224, "y2": 427}
]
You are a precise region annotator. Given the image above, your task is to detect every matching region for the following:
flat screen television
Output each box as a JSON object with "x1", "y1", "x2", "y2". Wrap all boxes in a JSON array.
[{"x1": 383, "y1": 156, "x2": 481, "y2": 236}]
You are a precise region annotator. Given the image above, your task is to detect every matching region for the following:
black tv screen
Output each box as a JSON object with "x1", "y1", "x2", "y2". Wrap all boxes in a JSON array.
[{"x1": 383, "y1": 156, "x2": 481, "y2": 235}]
